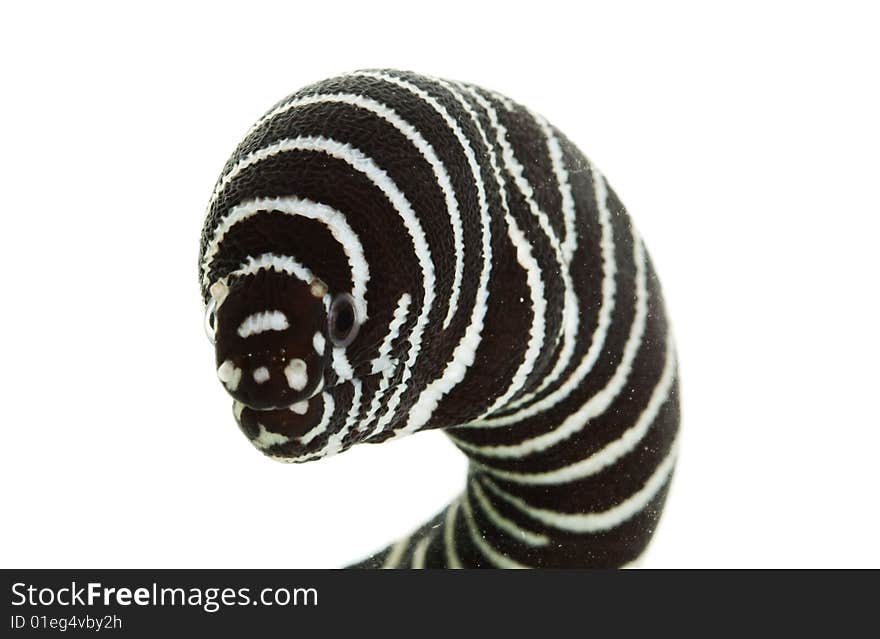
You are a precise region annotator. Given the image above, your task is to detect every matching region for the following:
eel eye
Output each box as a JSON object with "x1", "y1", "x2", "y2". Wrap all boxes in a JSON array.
[
  {"x1": 204, "y1": 296, "x2": 218, "y2": 345},
  {"x1": 328, "y1": 293, "x2": 360, "y2": 347}
]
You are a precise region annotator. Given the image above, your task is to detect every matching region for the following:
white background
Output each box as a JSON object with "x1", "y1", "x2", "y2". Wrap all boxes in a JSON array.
[{"x1": 1, "y1": 2, "x2": 878, "y2": 568}]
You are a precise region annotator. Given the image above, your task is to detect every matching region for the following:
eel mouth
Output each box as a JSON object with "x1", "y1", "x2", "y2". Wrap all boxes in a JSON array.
[
  {"x1": 232, "y1": 368, "x2": 384, "y2": 461},
  {"x1": 234, "y1": 395, "x2": 324, "y2": 443},
  {"x1": 243, "y1": 380, "x2": 325, "y2": 413},
  {"x1": 231, "y1": 381, "x2": 337, "y2": 452}
]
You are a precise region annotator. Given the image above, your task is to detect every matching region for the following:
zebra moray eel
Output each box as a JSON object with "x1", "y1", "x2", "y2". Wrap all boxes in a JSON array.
[{"x1": 199, "y1": 70, "x2": 679, "y2": 568}]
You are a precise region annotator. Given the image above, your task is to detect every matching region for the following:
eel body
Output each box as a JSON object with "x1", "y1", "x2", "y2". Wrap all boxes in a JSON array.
[{"x1": 199, "y1": 70, "x2": 680, "y2": 568}]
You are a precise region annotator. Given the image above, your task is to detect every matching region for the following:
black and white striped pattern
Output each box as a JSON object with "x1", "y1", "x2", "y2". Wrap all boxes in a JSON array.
[{"x1": 199, "y1": 70, "x2": 679, "y2": 568}]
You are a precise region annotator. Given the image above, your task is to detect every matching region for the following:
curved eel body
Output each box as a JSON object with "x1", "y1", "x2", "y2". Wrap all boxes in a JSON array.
[{"x1": 199, "y1": 70, "x2": 679, "y2": 568}]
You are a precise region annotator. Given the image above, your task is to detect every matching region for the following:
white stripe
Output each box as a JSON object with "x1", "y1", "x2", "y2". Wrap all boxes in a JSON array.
[
  {"x1": 322, "y1": 379, "x2": 362, "y2": 456},
  {"x1": 480, "y1": 438, "x2": 679, "y2": 534},
  {"x1": 460, "y1": 174, "x2": 619, "y2": 428},
  {"x1": 499, "y1": 112, "x2": 581, "y2": 406},
  {"x1": 473, "y1": 336, "x2": 676, "y2": 484},
  {"x1": 331, "y1": 347, "x2": 355, "y2": 382},
  {"x1": 448, "y1": 233, "x2": 647, "y2": 457},
  {"x1": 211, "y1": 92, "x2": 465, "y2": 331},
  {"x1": 297, "y1": 378, "x2": 363, "y2": 461},
  {"x1": 464, "y1": 85, "x2": 563, "y2": 259},
  {"x1": 459, "y1": 84, "x2": 576, "y2": 415},
  {"x1": 253, "y1": 423, "x2": 289, "y2": 450},
  {"x1": 237, "y1": 310, "x2": 289, "y2": 339},
  {"x1": 202, "y1": 194, "x2": 369, "y2": 321},
  {"x1": 469, "y1": 479, "x2": 549, "y2": 546},
  {"x1": 531, "y1": 110, "x2": 578, "y2": 262},
  {"x1": 348, "y1": 71, "x2": 492, "y2": 437},
  {"x1": 411, "y1": 534, "x2": 433, "y2": 569},
  {"x1": 432, "y1": 79, "x2": 548, "y2": 419},
  {"x1": 370, "y1": 293, "x2": 411, "y2": 375},
  {"x1": 359, "y1": 294, "x2": 411, "y2": 436},
  {"x1": 382, "y1": 535, "x2": 411, "y2": 569},
  {"x1": 298, "y1": 392, "x2": 335, "y2": 445},
  {"x1": 485, "y1": 87, "x2": 515, "y2": 111},
  {"x1": 489, "y1": 216, "x2": 545, "y2": 414},
  {"x1": 232, "y1": 252, "x2": 315, "y2": 284},
  {"x1": 444, "y1": 499, "x2": 463, "y2": 569},
  {"x1": 356, "y1": 363, "x2": 397, "y2": 434},
  {"x1": 232, "y1": 400, "x2": 245, "y2": 422},
  {"x1": 462, "y1": 489, "x2": 528, "y2": 568}
]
